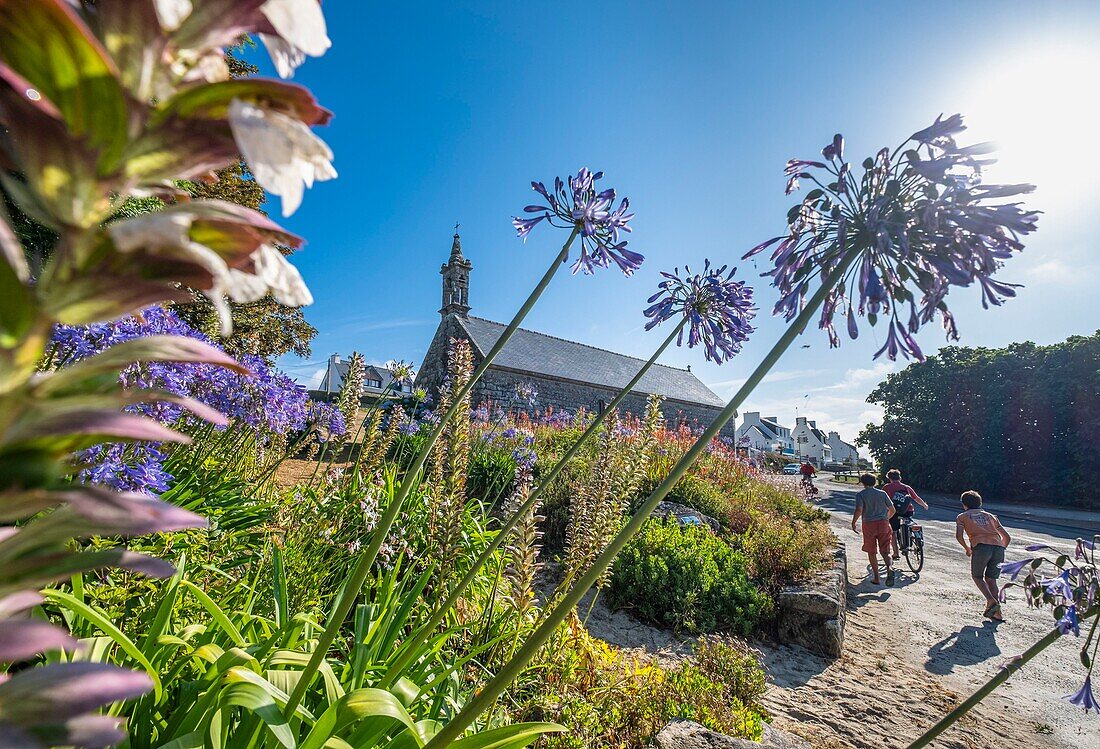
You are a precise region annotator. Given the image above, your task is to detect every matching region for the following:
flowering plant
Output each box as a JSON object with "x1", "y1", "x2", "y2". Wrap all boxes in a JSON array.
[
  {"x1": 745, "y1": 115, "x2": 1039, "y2": 360},
  {"x1": 0, "y1": 0, "x2": 336, "y2": 742},
  {"x1": 47, "y1": 306, "x2": 336, "y2": 494},
  {"x1": 999, "y1": 538, "x2": 1099, "y2": 712},
  {"x1": 513, "y1": 168, "x2": 643, "y2": 275},
  {"x1": 644, "y1": 260, "x2": 757, "y2": 363}
]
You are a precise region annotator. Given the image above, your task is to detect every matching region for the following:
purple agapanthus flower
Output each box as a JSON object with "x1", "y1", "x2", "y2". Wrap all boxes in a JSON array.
[
  {"x1": 1064, "y1": 676, "x2": 1098, "y2": 713},
  {"x1": 515, "y1": 381, "x2": 538, "y2": 407},
  {"x1": 1041, "y1": 571, "x2": 1075, "y2": 600},
  {"x1": 49, "y1": 306, "x2": 339, "y2": 495},
  {"x1": 512, "y1": 168, "x2": 643, "y2": 276},
  {"x1": 744, "y1": 114, "x2": 1039, "y2": 361},
  {"x1": 511, "y1": 447, "x2": 537, "y2": 471},
  {"x1": 997, "y1": 558, "x2": 1034, "y2": 581},
  {"x1": 643, "y1": 260, "x2": 757, "y2": 364},
  {"x1": 1055, "y1": 605, "x2": 1080, "y2": 637}
]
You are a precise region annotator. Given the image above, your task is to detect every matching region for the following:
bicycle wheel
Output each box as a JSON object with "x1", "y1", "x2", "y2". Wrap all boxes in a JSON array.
[{"x1": 905, "y1": 536, "x2": 924, "y2": 573}]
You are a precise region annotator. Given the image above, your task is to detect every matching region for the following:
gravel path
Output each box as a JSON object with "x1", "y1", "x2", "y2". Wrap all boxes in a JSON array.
[{"x1": 758, "y1": 483, "x2": 1098, "y2": 749}]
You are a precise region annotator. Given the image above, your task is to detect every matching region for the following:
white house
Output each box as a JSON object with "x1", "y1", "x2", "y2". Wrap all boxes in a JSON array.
[
  {"x1": 793, "y1": 417, "x2": 832, "y2": 467},
  {"x1": 827, "y1": 431, "x2": 860, "y2": 467},
  {"x1": 737, "y1": 412, "x2": 795, "y2": 457},
  {"x1": 315, "y1": 354, "x2": 414, "y2": 401}
]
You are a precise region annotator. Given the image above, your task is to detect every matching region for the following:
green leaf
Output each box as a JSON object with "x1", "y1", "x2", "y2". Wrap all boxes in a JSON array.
[
  {"x1": 448, "y1": 722, "x2": 564, "y2": 749},
  {"x1": 180, "y1": 580, "x2": 246, "y2": 646},
  {"x1": 299, "y1": 689, "x2": 419, "y2": 749},
  {"x1": 41, "y1": 588, "x2": 163, "y2": 701},
  {"x1": 153, "y1": 78, "x2": 331, "y2": 127},
  {"x1": 221, "y1": 681, "x2": 296, "y2": 749},
  {"x1": 273, "y1": 545, "x2": 289, "y2": 628},
  {"x1": 0, "y1": 0, "x2": 128, "y2": 166}
]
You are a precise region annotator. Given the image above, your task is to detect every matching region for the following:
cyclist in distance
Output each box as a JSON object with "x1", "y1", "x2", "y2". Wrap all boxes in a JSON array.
[{"x1": 883, "y1": 468, "x2": 929, "y2": 560}]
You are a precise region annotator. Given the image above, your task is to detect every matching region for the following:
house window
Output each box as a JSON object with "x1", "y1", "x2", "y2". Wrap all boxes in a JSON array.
[{"x1": 366, "y1": 378, "x2": 383, "y2": 389}]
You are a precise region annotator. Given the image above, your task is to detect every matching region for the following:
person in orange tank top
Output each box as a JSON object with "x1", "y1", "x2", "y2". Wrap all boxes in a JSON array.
[{"x1": 955, "y1": 490, "x2": 1011, "y2": 622}]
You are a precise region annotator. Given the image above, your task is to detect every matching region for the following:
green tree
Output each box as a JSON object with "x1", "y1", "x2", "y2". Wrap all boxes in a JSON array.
[{"x1": 859, "y1": 332, "x2": 1100, "y2": 507}]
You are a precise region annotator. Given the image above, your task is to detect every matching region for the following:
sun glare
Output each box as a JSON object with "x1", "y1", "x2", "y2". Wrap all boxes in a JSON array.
[{"x1": 960, "y1": 44, "x2": 1100, "y2": 215}]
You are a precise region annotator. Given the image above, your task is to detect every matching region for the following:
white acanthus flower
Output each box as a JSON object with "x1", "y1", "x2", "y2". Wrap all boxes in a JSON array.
[
  {"x1": 227, "y1": 244, "x2": 313, "y2": 308},
  {"x1": 259, "y1": 0, "x2": 331, "y2": 78},
  {"x1": 153, "y1": 0, "x2": 193, "y2": 31},
  {"x1": 228, "y1": 98, "x2": 337, "y2": 217},
  {"x1": 107, "y1": 213, "x2": 313, "y2": 337}
]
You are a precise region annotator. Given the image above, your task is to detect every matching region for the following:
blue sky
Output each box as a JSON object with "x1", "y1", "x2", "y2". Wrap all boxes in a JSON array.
[{"x1": 260, "y1": 1, "x2": 1100, "y2": 446}]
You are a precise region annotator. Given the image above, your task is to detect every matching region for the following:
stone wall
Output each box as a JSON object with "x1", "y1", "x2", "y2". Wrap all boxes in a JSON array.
[
  {"x1": 473, "y1": 366, "x2": 733, "y2": 436},
  {"x1": 775, "y1": 541, "x2": 848, "y2": 658},
  {"x1": 414, "y1": 317, "x2": 734, "y2": 437}
]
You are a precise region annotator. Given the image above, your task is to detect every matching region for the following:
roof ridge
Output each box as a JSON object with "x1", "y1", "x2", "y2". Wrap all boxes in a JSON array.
[{"x1": 466, "y1": 315, "x2": 697, "y2": 377}]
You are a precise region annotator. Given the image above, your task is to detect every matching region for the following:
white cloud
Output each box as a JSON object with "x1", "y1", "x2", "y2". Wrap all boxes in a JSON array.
[
  {"x1": 1027, "y1": 258, "x2": 1076, "y2": 285},
  {"x1": 736, "y1": 360, "x2": 899, "y2": 457}
]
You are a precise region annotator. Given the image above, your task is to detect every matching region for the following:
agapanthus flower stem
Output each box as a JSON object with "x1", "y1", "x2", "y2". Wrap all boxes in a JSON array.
[
  {"x1": 907, "y1": 605, "x2": 1098, "y2": 749},
  {"x1": 379, "y1": 315, "x2": 688, "y2": 688},
  {"x1": 423, "y1": 253, "x2": 858, "y2": 748},
  {"x1": 284, "y1": 227, "x2": 579, "y2": 717}
]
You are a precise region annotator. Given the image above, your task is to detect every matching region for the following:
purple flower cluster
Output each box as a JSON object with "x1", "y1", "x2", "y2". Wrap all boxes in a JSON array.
[
  {"x1": 50, "y1": 306, "x2": 342, "y2": 493},
  {"x1": 77, "y1": 443, "x2": 172, "y2": 494},
  {"x1": 513, "y1": 168, "x2": 643, "y2": 275},
  {"x1": 746, "y1": 114, "x2": 1039, "y2": 361},
  {"x1": 999, "y1": 536, "x2": 1098, "y2": 713},
  {"x1": 515, "y1": 381, "x2": 538, "y2": 408},
  {"x1": 644, "y1": 260, "x2": 758, "y2": 364}
]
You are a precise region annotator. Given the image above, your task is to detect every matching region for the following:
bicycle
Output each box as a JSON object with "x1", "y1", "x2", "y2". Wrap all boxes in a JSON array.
[
  {"x1": 897, "y1": 515, "x2": 925, "y2": 572},
  {"x1": 800, "y1": 475, "x2": 819, "y2": 501}
]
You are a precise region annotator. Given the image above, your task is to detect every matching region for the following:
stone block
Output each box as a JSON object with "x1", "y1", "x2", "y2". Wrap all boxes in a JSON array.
[
  {"x1": 775, "y1": 542, "x2": 847, "y2": 658},
  {"x1": 654, "y1": 720, "x2": 810, "y2": 749}
]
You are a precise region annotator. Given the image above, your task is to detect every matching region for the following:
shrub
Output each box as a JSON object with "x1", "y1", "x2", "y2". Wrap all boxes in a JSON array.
[
  {"x1": 609, "y1": 520, "x2": 772, "y2": 634},
  {"x1": 516, "y1": 623, "x2": 767, "y2": 749},
  {"x1": 736, "y1": 515, "x2": 834, "y2": 591}
]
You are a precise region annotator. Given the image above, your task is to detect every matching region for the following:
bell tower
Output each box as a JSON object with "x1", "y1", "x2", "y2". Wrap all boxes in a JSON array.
[{"x1": 440, "y1": 226, "x2": 472, "y2": 318}]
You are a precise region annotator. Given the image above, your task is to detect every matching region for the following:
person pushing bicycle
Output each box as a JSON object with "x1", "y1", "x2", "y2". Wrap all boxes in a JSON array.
[{"x1": 882, "y1": 468, "x2": 929, "y2": 560}]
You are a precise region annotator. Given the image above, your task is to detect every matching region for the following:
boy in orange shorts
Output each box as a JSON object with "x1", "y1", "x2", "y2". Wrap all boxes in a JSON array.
[{"x1": 852, "y1": 473, "x2": 897, "y2": 586}]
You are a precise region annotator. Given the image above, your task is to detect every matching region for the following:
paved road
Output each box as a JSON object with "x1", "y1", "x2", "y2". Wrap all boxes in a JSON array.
[{"x1": 806, "y1": 484, "x2": 1098, "y2": 748}]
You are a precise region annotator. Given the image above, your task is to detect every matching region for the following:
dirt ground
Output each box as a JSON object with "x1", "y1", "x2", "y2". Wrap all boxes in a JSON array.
[
  {"x1": 758, "y1": 485, "x2": 1097, "y2": 749},
  {"x1": 581, "y1": 483, "x2": 1098, "y2": 749}
]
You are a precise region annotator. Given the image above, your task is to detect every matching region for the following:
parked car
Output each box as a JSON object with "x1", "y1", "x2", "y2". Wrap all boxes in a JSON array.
[{"x1": 783, "y1": 462, "x2": 802, "y2": 475}]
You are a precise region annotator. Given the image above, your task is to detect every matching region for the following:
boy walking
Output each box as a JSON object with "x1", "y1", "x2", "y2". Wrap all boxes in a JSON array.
[
  {"x1": 852, "y1": 473, "x2": 896, "y2": 586},
  {"x1": 955, "y1": 490, "x2": 1011, "y2": 621},
  {"x1": 883, "y1": 468, "x2": 929, "y2": 560}
]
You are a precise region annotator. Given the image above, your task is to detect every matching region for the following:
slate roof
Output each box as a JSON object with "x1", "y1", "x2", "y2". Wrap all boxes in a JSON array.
[
  {"x1": 759, "y1": 418, "x2": 786, "y2": 435},
  {"x1": 456, "y1": 316, "x2": 724, "y2": 408},
  {"x1": 318, "y1": 360, "x2": 413, "y2": 396}
]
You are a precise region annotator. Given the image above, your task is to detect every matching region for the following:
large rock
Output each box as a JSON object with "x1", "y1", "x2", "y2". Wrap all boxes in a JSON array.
[
  {"x1": 654, "y1": 720, "x2": 810, "y2": 749},
  {"x1": 775, "y1": 542, "x2": 847, "y2": 658},
  {"x1": 654, "y1": 501, "x2": 721, "y2": 533}
]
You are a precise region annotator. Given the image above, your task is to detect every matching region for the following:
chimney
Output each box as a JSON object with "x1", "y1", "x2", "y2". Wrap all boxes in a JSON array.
[
  {"x1": 766, "y1": 416, "x2": 778, "y2": 423},
  {"x1": 331, "y1": 354, "x2": 341, "y2": 364},
  {"x1": 796, "y1": 416, "x2": 807, "y2": 425},
  {"x1": 809, "y1": 420, "x2": 817, "y2": 428},
  {"x1": 829, "y1": 431, "x2": 839, "y2": 439}
]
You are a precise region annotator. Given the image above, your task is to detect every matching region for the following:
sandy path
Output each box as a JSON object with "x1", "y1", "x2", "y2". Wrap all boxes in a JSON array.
[{"x1": 758, "y1": 485, "x2": 1099, "y2": 749}]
